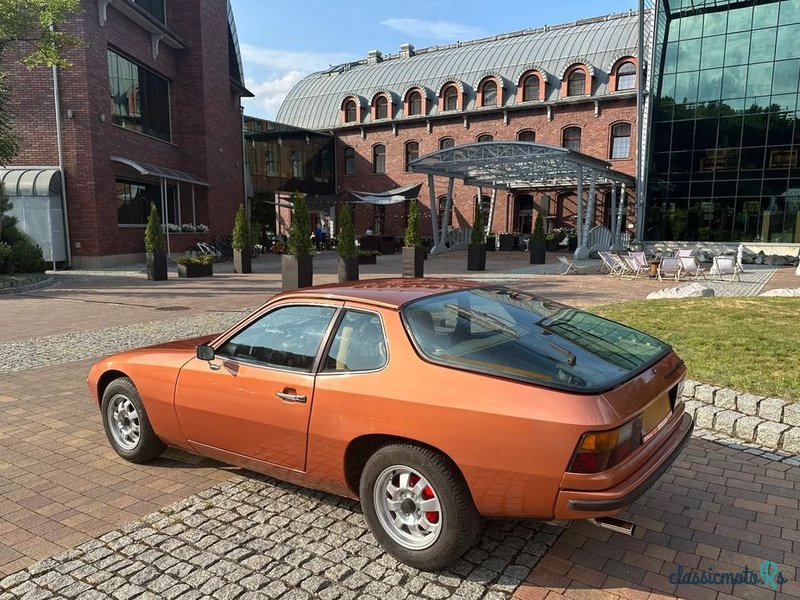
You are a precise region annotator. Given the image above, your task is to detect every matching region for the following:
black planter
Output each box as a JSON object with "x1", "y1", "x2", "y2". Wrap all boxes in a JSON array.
[
  {"x1": 547, "y1": 238, "x2": 560, "y2": 252},
  {"x1": 568, "y1": 237, "x2": 578, "y2": 251},
  {"x1": 530, "y1": 240, "x2": 547, "y2": 264},
  {"x1": 282, "y1": 254, "x2": 313, "y2": 291},
  {"x1": 486, "y1": 236, "x2": 496, "y2": 251},
  {"x1": 178, "y1": 262, "x2": 213, "y2": 278},
  {"x1": 146, "y1": 251, "x2": 167, "y2": 281},
  {"x1": 338, "y1": 256, "x2": 359, "y2": 282},
  {"x1": 233, "y1": 249, "x2": 252, "y2": 274},
  {"x1": 498, "y1": 233, "x2": 514, "y2": 251},
  {"x1": 402, "y1": 246, "x2": 424, "y2": 278},
  {"x1": 467, "y1": 244, "x2": 487, "y2": 271},
  {"x1": 358, "y1": 254, "x2": 377, "y2": 265}
]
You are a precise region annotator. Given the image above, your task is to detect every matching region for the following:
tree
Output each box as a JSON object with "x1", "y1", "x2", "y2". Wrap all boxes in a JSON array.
[
  {"x1": 532, "y1": 211, "x2": 545, "y2": 241},
  {"x1": 287, "y1": 192, "x2": 312, "y2": 256},
  {"x1": 0, "y1": 0, "x2": 80, "y2": 165},
  {"x1": 144, "y1": 203, "x2": 165, "y2": 253},
  {"x1": 404, "y1": 199, "x2": 421, "y2": 247},
  {"x1": 337, "y1": 205, "x2": 357, "y2": 259},
  {"x1": 470, "y1": 205, "x2": 485, "y2": 245},
  {"x1": 231, "y1": 203, "x2": 248, "y2": 250}
]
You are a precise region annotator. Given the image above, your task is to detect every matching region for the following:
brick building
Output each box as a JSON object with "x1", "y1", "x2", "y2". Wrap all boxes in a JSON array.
[
  {"x1": 1, "y1": 0, "x2": 251, "y2": 268},
  {"x1": 275, "y1": 12, "x2": 639, "y2": 242}
]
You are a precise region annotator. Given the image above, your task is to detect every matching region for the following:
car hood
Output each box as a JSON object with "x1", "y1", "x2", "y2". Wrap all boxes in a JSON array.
[{"x1": 141, "y1": 334, "x2": 219, "y2": 351}]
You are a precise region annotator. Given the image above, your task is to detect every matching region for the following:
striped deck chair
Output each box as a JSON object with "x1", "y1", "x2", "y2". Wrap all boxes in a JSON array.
[
  {"x1": 622, "y1": 254, "x2": 647, "y2": 278},
  {"x1": 557, "y1": 256, "x2": 587, "y2": 275},
  {"x1": 658, "y1": 257, "x2": 682, "y2": 281},
  {"x1": 678, "y1": 256, "x2": 706, "y2": 280},
  {"x1": 710, "y1": 255, "x2": 742, "y2": 282},
  {"x1": 598, "y1": 251, "x2": 622, "y2": 276}
]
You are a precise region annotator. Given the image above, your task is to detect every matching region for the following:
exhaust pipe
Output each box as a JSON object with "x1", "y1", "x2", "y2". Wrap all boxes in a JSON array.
[{"x1": 588, "y1": 516, "x2": 636, "y2": 536}]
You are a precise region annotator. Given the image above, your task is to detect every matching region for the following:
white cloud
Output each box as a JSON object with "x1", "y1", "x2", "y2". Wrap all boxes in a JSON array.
[
  {"x1": 241, "y1": 44, "x2": 354, "y2": 73},
  {"x1": 380, "y1": 18, "x2": 481, "y2": 41},
  {"x1": 242, "y1": 71, "x2": 306, "y2": 120}
]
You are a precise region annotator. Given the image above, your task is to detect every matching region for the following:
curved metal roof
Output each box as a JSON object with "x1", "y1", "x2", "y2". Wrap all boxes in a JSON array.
[
  {"x1": 0, "y1": 168, "x2": 61, "y2": 197},
  {"x1": 277, "y1": 11, "x2": 638, "y2": 130}
]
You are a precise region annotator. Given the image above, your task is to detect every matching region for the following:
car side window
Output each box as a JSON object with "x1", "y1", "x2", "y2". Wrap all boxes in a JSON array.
[
  {"x1": 217, "y1": 305, "x2": 336, "y2": 372},
  {"x1": 323, "y1": 310, "x2": 387, "y2": 372}
]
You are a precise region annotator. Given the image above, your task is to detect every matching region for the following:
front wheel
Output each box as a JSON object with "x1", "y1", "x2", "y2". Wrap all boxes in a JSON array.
[
  {"x1": 359, "y1": 444, "x2": 480, "y2": 570},
  {"x1": 101, "y1": 377, "x2": 165, "y2": 463}
]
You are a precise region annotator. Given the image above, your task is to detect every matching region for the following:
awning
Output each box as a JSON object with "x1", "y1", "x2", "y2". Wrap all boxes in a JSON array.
[
  {"x1": 0, "y1": 167, "x2": 61, "y2": 196},
  {"x1": 305, "y1": 191, "x2": 351, "y2": 211},
  {"x1": 347, "y1": 182, "x2": 422, "y2": 205},
  {"x1": 110, "y1": 156, "x2": 208, "y2": 186}
]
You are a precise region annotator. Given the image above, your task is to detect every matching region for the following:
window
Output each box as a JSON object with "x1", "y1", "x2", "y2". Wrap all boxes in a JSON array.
[
  {"x1": 132, "y1": 0, "x2": 165, "y2": 24},
  {"x1": 408, "y1": 91, "x2": 422, "y2": 116},
  {"x1": 439, "y1": 137, "x2": 455, "y2": 150},
  {"x1": 610, "y1": 123, "x2": 631, "y2": 159},
  {"x1": 375, "y1": 95, "x2": 389, "y2": 120},
  {"x1": 477, "y1": 134, "x2": 493, "y2": 143},
  {"x1": 522, "y1": 74, "x2": 540, "y2": 101},
  {"x1": 344, "y1": 147, "x2": 355, "y2": 175},
  {"x1": 117, "y1": 180, "x2": 153, "y2": 225},
  {"x1": 563, "y1": 127, "x2": 581, "y2": 152},
  {"x1": 265, "y1": 151, "x2": 276, "y2": 177},
  {"x1": 405, "y1": 141, "x2": 419, "y2": 171},
  {"x1": 517, "y1": 130, "x2": 536, "y2": 142},
  {"x1": 373, "y1": 144, "x2": 386, "y2": 174},
  {"x1": 344, "y1": 99, "x2": 358, "y2": 123},
  {"x1": 291, "y1": 151, "x2": 304, "y2": 178},
  {"x1": 567, "y1": 69, "x2": 586, "y2": 96},
  {"x1": 481, "y1": 80, "x2": 498, "y2": 106},
  {"x1": 616, "y1": 61, "x2": 636, "y2": 91},
  {"x1": 323, "y1": 310, "x2": 387, "y2": 372},
  {"x1": 443, "y1": 85, "x2": 458, "y2": 111},
  {"x1": 217, "y1": 305, "x2": 337, "y2": 372},
  {"x1": 108, "y1": 50, "x2": 171, "y2": 141}
]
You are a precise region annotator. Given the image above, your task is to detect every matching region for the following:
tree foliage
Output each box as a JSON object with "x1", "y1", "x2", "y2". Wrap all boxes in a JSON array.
[
  {"x1": 532, "y1": 211, "x2": 545, "y2": 241},
  {"x1": 144, "y1": 203, "x2": 165, "y2": 253},
  {"x1": 287, "y1": 192, "x2": 312, "y2": 256},
  {"x1": 0, "y1": 183, "x2": 45, "y2": 273},
  {"x1": 337, "y1": 205, "x2": 357, "y2": 259},
  {"x1": 470, "y1": 205, "x2": 485, "y2": 245},
  {"x1": 231, "y1": 204, "x2": 248, "y2": 250},
  {"x1": 404, "y1": 199, "x2": 421, "y2": 247}
]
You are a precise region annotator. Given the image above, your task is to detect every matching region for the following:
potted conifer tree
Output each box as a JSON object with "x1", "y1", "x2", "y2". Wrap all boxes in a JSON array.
[
  {"x1": 467, "y1": 206, "x2": 486, "y2": 271},
  {"x1": 530, "y1": 211, "x2": 547, "y2": 264},
  {"x1": 402, "y1": 199, "x2": 424, "y2": 278},
  {"x1": 144, "y1": 203, "x2": 167, "y2": 281},
  {"x1": 282, "y1": 192, "x2": 313, "y2": 290},
  {"x1": 232, "y1": 203, "x2": 252, "y2": 274},
  {"x1": 337, "y1": 206, "x2": 358, "y2": 282}
]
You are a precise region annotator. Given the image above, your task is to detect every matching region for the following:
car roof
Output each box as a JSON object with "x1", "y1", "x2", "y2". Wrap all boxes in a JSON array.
[{"x1": 269, "y1": 278, "x2": 482, "y2": 309}]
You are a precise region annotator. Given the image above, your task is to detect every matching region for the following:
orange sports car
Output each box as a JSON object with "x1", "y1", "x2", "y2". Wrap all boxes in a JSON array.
[{"x1": 88, "y1": 278, "x2": 693, "y2": 569}]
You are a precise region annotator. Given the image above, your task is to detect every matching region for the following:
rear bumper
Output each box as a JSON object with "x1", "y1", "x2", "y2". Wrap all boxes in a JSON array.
[{"x1": 554, "y1": 412, "x2": 694, "y2": 518}]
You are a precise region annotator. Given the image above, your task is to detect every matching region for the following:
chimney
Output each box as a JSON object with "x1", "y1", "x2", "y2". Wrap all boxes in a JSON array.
[
  {"x1": 367, "y1": 50, "x2": 383, "y2": 64},
  {"x1": 400, "y1": 43, "x2": 415, "y2": 59}
]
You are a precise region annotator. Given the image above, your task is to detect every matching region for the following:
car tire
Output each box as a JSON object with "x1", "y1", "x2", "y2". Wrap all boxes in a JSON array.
[
  {"x1": 101, "y1": 377, "x2": 165, "y2": 463},
  {"x1": 359, "y1": 444, "x2": 481, "y2": 570}
]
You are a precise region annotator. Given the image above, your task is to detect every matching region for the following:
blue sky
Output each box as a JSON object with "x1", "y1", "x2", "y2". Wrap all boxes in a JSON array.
[{"x1": 230, "y1": 0, "x2": 638, "y2": 120}]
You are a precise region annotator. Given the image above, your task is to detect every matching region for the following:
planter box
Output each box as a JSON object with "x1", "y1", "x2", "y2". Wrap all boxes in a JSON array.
[
  {"x1": 486, "y1": 236, "x2": 496, "y2": 251},
  {"x1": 146, "y1": 251, "x2": 168, "y2": 281},
  {"x1": 568, "y1": 237, "x2": 578, "y2": 251},
  {"x1": 467, "y1": 244, "x2": 486, "y2": 271},
  {"x1": 177, "y1": 262, "x2": 213, "y2": 278},
  {"x1": 402, "y1": 246, "x2": 425, "y2": 278},
  {"x1": 338, "y1": 256, "x2": 359, "y2": 282},
  {"x1": 498, "y1": 234, "x2": 514, "y2": 251},
  {"x1": 530, "y1": 240, "x2": 547, "y2": 265},
  {"x1": 547, "y1": 239, "x2": 561, "y2": 252},
  {"x1": 234, "y1": 249, "x2": 252, "y2": 274},
  {"x1": 282, "y1": 254, "x2": 313, "y2": 291},
  {"x1": 358, "y1": 254, "x2": 377, "y2": 265}
]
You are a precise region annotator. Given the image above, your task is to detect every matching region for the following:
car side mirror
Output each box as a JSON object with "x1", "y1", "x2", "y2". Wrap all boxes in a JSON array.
[{"x1": 196, "y1": 344, "x2": 215, "y2": 361}]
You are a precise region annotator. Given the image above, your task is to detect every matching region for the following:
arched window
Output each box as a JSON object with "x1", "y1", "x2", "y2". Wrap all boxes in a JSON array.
[
  {"x1": 616, "y1": 61, "x2": 636, "y2": 91},
  {"x1": 477, "y1": 134, "x2": 493, "y2": 143},
  {"x1": 344, "y1": 100, "x2": 357, "y2": 123},
  {"x1": 443, "y1": 85, "x2": 458, "y2": 111},
  {"x1": 373, "y1": 144, "x2": 386, "y2": 174},
  {"x1": 439, "y1": 137, "x2": 455, "y2": 150},
  {"x1": 517, "y1": 130, "x2": 536, "y2": 142},
  {"x1": 291, "y1": 151, "x2": 304, "y2": 178},
  {"x1": 522, "y1": 74, "x2": 540, "y2": 102},
  {"x1": 610, "y1": 123, "x2": 631, "y2": 159},
  {"x1": 344, "y1": 147, "x2": 355, "y2": 175},
  {"x1": 405, "y1": 141, "x2": 419, "y2": 171},
  {"x1": 481, "y1": 80, "x2": 497, "y2": 107},
  {"x1": 567, "y1": 69, "x2": 586, "y2": 96},
  {"x1": 408, "y1": 91, "x2": 422, "y2": 116},
  {"x1": 562, "y1": 127, "x2": 581, "y2": 152},
  {"x1": 375, "y1": 95, "x2": 389, "y2": 120}
]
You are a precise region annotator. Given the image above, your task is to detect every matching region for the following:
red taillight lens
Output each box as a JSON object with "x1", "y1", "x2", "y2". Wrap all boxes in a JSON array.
[{"x1": 568, "y1": 417, "x2": 643, "y2": 474}]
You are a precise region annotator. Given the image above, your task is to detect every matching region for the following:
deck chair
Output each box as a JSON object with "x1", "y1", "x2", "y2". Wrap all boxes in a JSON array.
[
  {"x1": 710, "y1": 255, "x2": 742, "y2": 282},
  {"x1": 598, "y1": 251, "x2": 622, "y2": 276},
  {"x1": 628, "y1": 251, "x2": 648, "y2": 269},
  {"x1": 557, "y1": 256, "x2": 587, "y2": 275},
  {"x1": 622, "y1": 255, "x2": 647, "y2": 278},
  {"x1": 658, "y1": 257, "x2": 682, "y2": 281},
  {"x1": 678, "y1": 256, "x2": 706, "y2": 280},
  {"x1": 674, "y1": 248, "x2": 694, "y2": 258},
  {"x1": 612, "y1": 253, "x2": 634, "y2": 277}
]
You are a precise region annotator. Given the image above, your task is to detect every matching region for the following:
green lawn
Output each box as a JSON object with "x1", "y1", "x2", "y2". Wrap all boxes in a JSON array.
[
  {"x1": 593, "y1": 297, "x2": 800, "y2": 401},
  {"x1": 0, "y1": 272, "x2": 47, "y2": 289}
]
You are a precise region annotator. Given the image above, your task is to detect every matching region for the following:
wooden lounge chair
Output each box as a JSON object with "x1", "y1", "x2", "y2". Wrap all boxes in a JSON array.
[{"x1": 658, "y1": 257, "x2": 682, "y2": 281}]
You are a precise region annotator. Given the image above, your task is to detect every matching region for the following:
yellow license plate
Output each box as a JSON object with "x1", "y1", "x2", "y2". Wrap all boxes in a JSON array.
[{"x1": 642, "y1": 393, "x2": 671, "y2": 441}]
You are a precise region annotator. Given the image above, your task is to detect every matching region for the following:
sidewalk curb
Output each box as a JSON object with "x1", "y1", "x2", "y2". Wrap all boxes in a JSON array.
[
  {"x1": 681, "y1": 378, "x2": 800, "y2": 454},
  {"x1": 0, "y1": 276, "x2": 55, "y2": 295}
]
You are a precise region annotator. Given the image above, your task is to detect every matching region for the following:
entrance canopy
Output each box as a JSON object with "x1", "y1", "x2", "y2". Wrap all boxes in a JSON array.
[
  {"x1": 408, "y1": 141, "x2": 634, "y2": 189},
  {"x1": 348, "y1": 182, "x2": 423, "y2": 205},
  {"x1": 110, "y1": 156, "x2": 208, "y2": 186}
]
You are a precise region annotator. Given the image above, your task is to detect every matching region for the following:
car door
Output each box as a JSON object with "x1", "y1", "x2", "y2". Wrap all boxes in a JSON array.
[{"x1": 173, "y1": 302, "x2": 340, "y2": 471}]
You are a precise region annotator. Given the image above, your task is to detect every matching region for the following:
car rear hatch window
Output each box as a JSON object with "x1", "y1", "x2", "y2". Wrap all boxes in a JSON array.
[{"x1": 402, "y1": 287, "x2": 670, "y2": 393}]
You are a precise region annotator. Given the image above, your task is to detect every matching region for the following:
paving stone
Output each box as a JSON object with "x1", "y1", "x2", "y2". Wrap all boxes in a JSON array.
[
  {"x1": 682, "y1": 399, "x2": 703, "y2": 420},
  {"x1": 780, "y1": 426, "x2": 800, "y2": 454},
  {"x1": 694, "y1": 404, "x2": 724, "y2": 429},
  {"x1": 737, "y1": 393, "x2": 764, "y2": 416},
  {"x1": 713, "y1": 409, "x2": 745, "y2": 436},
  {"x1": 755, "y1": 421, "x2": 791, "y2": 447},
  {"x1": 695, "y1": 384, "x2": 717, "y2": 403},
  {"x1": 713, "y1": 387, "x2": 738, "y2": 410},
  {"x1": 735, "y1": 415, "x2": 765, "y2": 441},
  {"x1": 783, "y1": 403, "x2": 800, "y2": 427},
  {"x1": 758, "y1": 397, "x2": 788, "y2": 422}
]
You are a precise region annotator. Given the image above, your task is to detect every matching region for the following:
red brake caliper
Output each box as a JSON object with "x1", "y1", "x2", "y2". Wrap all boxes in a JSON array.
[{"x1": 407, "y1": 474, "x2": 438, "y2": 524}]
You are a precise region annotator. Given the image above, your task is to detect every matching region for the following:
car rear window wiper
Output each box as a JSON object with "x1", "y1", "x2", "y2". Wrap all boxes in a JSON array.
[{"x1": 443, "y1": 304, "x2": 519, "y2": 338}]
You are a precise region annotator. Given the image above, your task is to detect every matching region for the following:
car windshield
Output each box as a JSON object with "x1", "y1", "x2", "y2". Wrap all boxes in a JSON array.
[{"x1": 402, "y1": 287, "x2": 670, "y2": 392}]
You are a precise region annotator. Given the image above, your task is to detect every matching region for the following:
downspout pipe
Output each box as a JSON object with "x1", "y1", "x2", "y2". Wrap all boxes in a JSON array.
[{"x1": 51, "y1": 25, "x2": 72, "y2": 268}]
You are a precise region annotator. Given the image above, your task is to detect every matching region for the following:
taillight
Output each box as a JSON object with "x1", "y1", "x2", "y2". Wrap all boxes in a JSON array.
[{"x1": 568, "y1": 417, "x2": 643, "y2": 474}]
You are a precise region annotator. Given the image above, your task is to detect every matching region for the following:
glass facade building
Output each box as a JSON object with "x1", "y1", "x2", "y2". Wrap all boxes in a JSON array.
[{"x1": 646, "y1": 0, "x2": 800, "y2": 242}]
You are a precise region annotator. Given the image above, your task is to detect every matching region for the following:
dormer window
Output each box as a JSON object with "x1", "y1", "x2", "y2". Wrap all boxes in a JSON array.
[
  {"x1": 523, "y1": 74, "x2": 540, "y2": 102},
  {"x1": 375, "y1": 95, "x2": 389, "y2": 120},
  {"x1": 443, "y1": 85, "x2": 458, "y2": 111},
  {"x1": 616, "y1": 61, "x2": 636, "y2": 91},
  {"x1": 481, "y1": 80, "x2": 497, "y2": 107},
  {"x1": 344, "y1": 99, "x2": 358, "y2": 123},
  {"x1": 408, "y1": 91, "x2": 422, "y2": 116},
  {"x1": 568, "y1": 70, "x2": 586, "y2": 96}
]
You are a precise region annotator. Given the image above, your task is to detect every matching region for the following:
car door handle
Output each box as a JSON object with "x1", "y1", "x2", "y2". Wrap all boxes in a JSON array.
[{"x1": 276, "y1": 391, "x2": 307, "y2": 403}]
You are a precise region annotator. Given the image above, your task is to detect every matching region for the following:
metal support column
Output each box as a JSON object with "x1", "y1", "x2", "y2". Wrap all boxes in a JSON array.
[
  {"x1": 609, "y1": 182, "x2": 618, "y2": 249},
  {"x1": 618, "y1": 184, "x2": 628, "y2": 247},
  {"x1": 427, "y1": 174, "x2": 440, "y2": 249},
  {"x1": 583, "y1": 170, "x2": 597, "y2": 248},
  {"x1": 442, "y1": 177, "x2": 454, "y2": 244},
  {"x1": 575, "y1": 165, "x2": 589, "y2": 259},
  {"x1": 487, "y1": 188, "x2": 496, "y2": 236}
]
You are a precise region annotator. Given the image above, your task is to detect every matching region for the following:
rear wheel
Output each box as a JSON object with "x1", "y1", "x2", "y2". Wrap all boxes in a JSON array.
[
  {"x1": 359, "y1": 444, "x2": 480, "y2": 570},
  {"x1": 101, "y1": 377, "x2": 165, "y2": 463}
]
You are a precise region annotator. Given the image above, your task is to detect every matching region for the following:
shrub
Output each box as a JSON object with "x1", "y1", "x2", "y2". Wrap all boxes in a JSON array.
[
  {"x1": 176, "y1": 254, "x2": 213, "y2": 266},
  {"x1": 337, "y1": 206, "x2": 357, "y2": 259},
  {"x1": 231, "y1": 204, "x2": 248, "y2": 251},
  {"x1": 11, "y1": 236, "x2": 46, "y2": 272},
  {"x1": 404, "y1": 199, "x2": 421, "y2": 247},
  {"x1": 532, "y1": 212, "x2": 545, "y2": 241},
  {"x1": 144, "y1": 203, "x2": 165, "y2": 253},
  {"x1": 287, "y1": 192, "x2": 312, "y2": 256},
  {"x1": 470, "y1": 207, "x2": 485, "y2": 245},
  {"x1": 0, "y1": 241, "x2": 12, "y2": 273}
]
